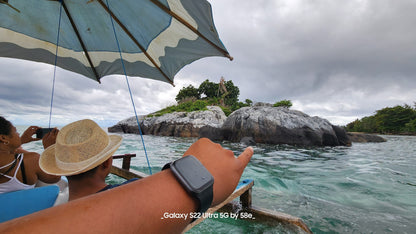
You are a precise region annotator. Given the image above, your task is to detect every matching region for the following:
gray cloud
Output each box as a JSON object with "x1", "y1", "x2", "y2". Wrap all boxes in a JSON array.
[
  {"x1": 205, "y1": 0, "x2": 416, "y2": 123},
  {"x1": 1, "y1": 0, "x2": 416, "y2": 126}
]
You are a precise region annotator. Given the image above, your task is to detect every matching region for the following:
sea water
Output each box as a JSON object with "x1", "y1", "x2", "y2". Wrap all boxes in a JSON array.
[{"x1": 19, "y1": 126, "x2": 416, "y2": 233}]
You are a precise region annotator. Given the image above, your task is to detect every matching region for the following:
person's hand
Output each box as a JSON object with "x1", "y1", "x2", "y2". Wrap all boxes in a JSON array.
[
  {"x1": 183, "y1": 138, "x2": 253, "y2": 206},
  {"x1": 20, "y1": 126, "x2": 41, "y2": 144},
  {"x1": 42, "y1": 128, "x2": 59, "y2": 149}
]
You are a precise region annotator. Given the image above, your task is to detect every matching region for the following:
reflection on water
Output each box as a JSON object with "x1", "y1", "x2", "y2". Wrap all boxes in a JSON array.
[{"x1": 19, "y1": 126, "x2": 416, "y2": 233}]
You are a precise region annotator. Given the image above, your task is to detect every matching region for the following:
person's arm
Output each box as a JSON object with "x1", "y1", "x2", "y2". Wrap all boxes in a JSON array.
[
  {"x1": 41, "y1": 128, "x2": 59, "y2": 149},
  {"x1": 0, "y1": 138, "x2": 253, "y2": 233},
  {"x1": 15, "y1": 146, "x2": 30, "y2": 154},
  {"x1": 26, "y1": 152, "x2": 61, "y2": 184},
  {"x1": 18, "y1": 127, "x2": 58, "y2": 155},
  {"x1": 19, "y1": 126, "x2": 41, "y2": 144}
]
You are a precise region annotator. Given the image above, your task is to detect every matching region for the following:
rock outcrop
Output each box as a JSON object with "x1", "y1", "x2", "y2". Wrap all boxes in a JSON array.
[
  {"x1": 221, "y1": 106, "x2": 350, "y2": 146},
  {"x1": 347, "y1": 132, "x2": 386, "y2": 143},
  {"x1": 108, "y1": 106, "x2": 226, "y2": 138},
  {"x1": 107, "y1": 115, "x2": 145, "y2": 134},
  {"x1": 109, "y1": 105, "x2": 351, "y2": 146}
]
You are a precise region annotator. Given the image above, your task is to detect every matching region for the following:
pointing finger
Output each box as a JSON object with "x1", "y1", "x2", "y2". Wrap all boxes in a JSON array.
[{"x1": 237, "y1": 146, "x2": 253, "y2": 168}]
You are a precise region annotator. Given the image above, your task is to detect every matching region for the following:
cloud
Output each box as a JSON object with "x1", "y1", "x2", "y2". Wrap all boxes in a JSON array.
[
  {"x1": 1, "y1": 0, "x2": 416, "y2": 127},
  {"x1": 206, "y1": 0, "x2": 416, "y2": 124}
]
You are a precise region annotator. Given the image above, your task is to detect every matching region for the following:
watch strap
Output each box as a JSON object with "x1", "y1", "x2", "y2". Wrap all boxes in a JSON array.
[
  {"x1": 162, "y1": 156, "x2": 214, "y2": 219},
  {"x1": 161, "y1": 162, "x2": 171, "y2": 170},
  {"x1": 195, "y1": 182, "x2": 213, "y2": 215}
]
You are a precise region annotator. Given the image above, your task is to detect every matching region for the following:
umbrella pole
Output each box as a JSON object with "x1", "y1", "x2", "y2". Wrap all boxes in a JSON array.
[
  {"x1": 48, "y1": 1, "x2": 65, "y2": 128},
  {"x1": 104, "y1": 0, "x2": 153, "y2": 175}
]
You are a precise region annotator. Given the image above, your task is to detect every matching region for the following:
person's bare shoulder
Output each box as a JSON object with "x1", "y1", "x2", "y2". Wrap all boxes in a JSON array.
[
  {"x1": 23, "y1": 151, "x2": 40, "y2": 160},
  {"x1": 22, "y1": 151, "x2": 41, "y2": 169},
  {"x1": 24, "y1": 151, "x2": 61, "y2": 183}
]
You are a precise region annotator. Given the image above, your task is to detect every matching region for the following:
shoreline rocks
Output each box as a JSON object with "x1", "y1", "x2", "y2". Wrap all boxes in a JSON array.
[{"x1": 347, "y1": 132, "x2": 386, "y2": 143}]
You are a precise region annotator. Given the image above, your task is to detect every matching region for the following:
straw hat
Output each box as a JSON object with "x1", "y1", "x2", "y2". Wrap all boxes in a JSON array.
[{"x1": 40, "y1": 119, "x2": 122, "y2": 176}]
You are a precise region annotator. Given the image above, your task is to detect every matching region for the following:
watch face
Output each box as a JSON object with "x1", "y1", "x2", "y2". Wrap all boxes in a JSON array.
[{"x1": 173, "y1": 156, "x2": 214, "y2": 192}]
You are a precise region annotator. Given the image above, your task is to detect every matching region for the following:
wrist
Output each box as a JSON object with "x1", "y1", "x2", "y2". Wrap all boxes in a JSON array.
[
  {"x1": 162, "y1": 169, "x2": 199, "y2": 211},
  {"x1": 162, "y1": 156, "x2": 214, "y2": 218}
]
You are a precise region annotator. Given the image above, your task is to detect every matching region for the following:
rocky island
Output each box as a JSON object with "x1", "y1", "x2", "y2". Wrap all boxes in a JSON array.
[{"x1": 109, "y1": 103, "x2": 357, "y2": 147}]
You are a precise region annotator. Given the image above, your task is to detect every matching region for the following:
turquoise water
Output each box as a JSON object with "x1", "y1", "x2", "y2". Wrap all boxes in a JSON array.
[{"x1": 20, "y1": 127, "x2": 416, "y2": 233}]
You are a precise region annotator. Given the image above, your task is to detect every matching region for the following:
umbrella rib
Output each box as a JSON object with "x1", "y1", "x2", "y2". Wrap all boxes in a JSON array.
[
  {"x1": 97, "y1": 0, "x2": 174, "y2": 86},
  {"x1": 149, "y1": 0, "x2": 233, "y2": 61},
  {"x1": 0, "y1": 0, "x2": 20, "y2": 13},
  {"x1": 61, "y1": 1, "x2": 101, "y2": 83}
]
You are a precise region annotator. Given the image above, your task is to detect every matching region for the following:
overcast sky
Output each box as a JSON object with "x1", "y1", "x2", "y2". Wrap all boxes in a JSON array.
[{"x1": 1, "y1": 0, "x2": 416, "y2": 127}]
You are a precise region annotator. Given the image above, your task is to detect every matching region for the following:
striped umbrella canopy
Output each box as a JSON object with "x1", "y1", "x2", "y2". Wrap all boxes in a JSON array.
[{"x1": 0, "y1": 0, "x2": 231, "y2": 85}]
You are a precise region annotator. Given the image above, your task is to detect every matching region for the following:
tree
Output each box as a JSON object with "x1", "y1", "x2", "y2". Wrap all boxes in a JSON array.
[
  {"x1": 172, "y1": 78, "x2": 243, "y2": 114},
  {"x1": 175, "y1": 85, "x2": 200, "y2": 102},
  {"x1": 360, "y1": 116, "x2": 377, "y2": 132},
  {"x1": 273, "y1": 100, "x2": 292, "y2": 108},
  {"x1": 345, "y1": 104, "x2": 416, "y2": 134},
  {"x1": 346, "y1": 119, "x2": 361, "y2": 132},
  {"x1": 404, "y1": 119, "x2": 416, "y2": 133},
  {"x1": 223, "y1": 80, "x2": 240, "y2": 107},
  {"x1": 197, "y1": 79, "x2": 241, "y2": 109},
  {"x1": 245, "y1": 99, "x2": 253, "y2": 106},
  {"x1": 198, "y1": 79, "x2": 218, "y2": 98},
  {"x1": 375, "y1": 105, "x2": 416, "y2": 133}
]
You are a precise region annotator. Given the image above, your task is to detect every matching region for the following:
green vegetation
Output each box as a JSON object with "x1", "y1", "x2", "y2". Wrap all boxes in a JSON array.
[
  {"x1": 273, "y1": 100, "x2": 293, "y2": 108},
  {"x1": 150, "y1": 78, "x2": 291, "y2": 117},
  {"x1": 160, "y1": 79, "x2": 251, "y2": 116},
  {"x1": 346, "y1": 104, "x2": 416, "y2": 134},
  {"x1": 149, "y1": 100, "x2": 209, "y2": 117},
  {"x1": 175, "y1": 85, "x2": 199, "y2": 102},
  {"x1": 176, "y1": 79, "x2": 241, "y2": 107}
]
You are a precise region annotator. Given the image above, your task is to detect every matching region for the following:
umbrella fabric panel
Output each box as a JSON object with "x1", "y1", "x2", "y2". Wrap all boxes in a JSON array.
[
  {"x1": 105, "y1": 0, "x2": 171, "y2": 52},
  {"x1": 0, "y1": 0, "x2": 169, "y2": 52},
  {"x1": 179, "y1": 0, "x2": 228, "y2": 51},
  {"x1": 0, "y1": 0, "x2": 92, "y2": 77},
  {"x1": 0, "y1": 0, "x2": 229, "y2": 84},
  {"x1": 0, "y1": 1, "x2": 62, "y2": 45}
]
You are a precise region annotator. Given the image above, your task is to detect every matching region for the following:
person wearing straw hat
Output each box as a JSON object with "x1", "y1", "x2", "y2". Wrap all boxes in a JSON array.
[{"x1": 39, "y1": 119, "x2": 137, "y2": 201}]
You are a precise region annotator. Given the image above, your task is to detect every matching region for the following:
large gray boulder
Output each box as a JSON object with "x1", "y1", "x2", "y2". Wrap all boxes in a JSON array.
[
  {"x1": 222, "y1": 106, "x2": 350, "y2": 146},
  {"x1": 108, "y1": 106, "x2": 226, "y2": 138}
]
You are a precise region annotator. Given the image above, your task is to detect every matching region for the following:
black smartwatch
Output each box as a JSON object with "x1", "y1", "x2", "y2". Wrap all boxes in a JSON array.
[{"x1": 162, "y1": 155, "x2": 214, "y2": 216}]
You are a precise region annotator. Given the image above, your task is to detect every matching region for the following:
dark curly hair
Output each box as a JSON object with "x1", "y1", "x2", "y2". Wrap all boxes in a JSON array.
[{"x1": 0, "y1": 116, "x2": 12, "y2": 136}]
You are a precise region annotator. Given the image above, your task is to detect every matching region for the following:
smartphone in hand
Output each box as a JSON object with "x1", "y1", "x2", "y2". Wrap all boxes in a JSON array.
[{"x1": 36, "y1": 128, "x2": 54, "y2": 139}]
